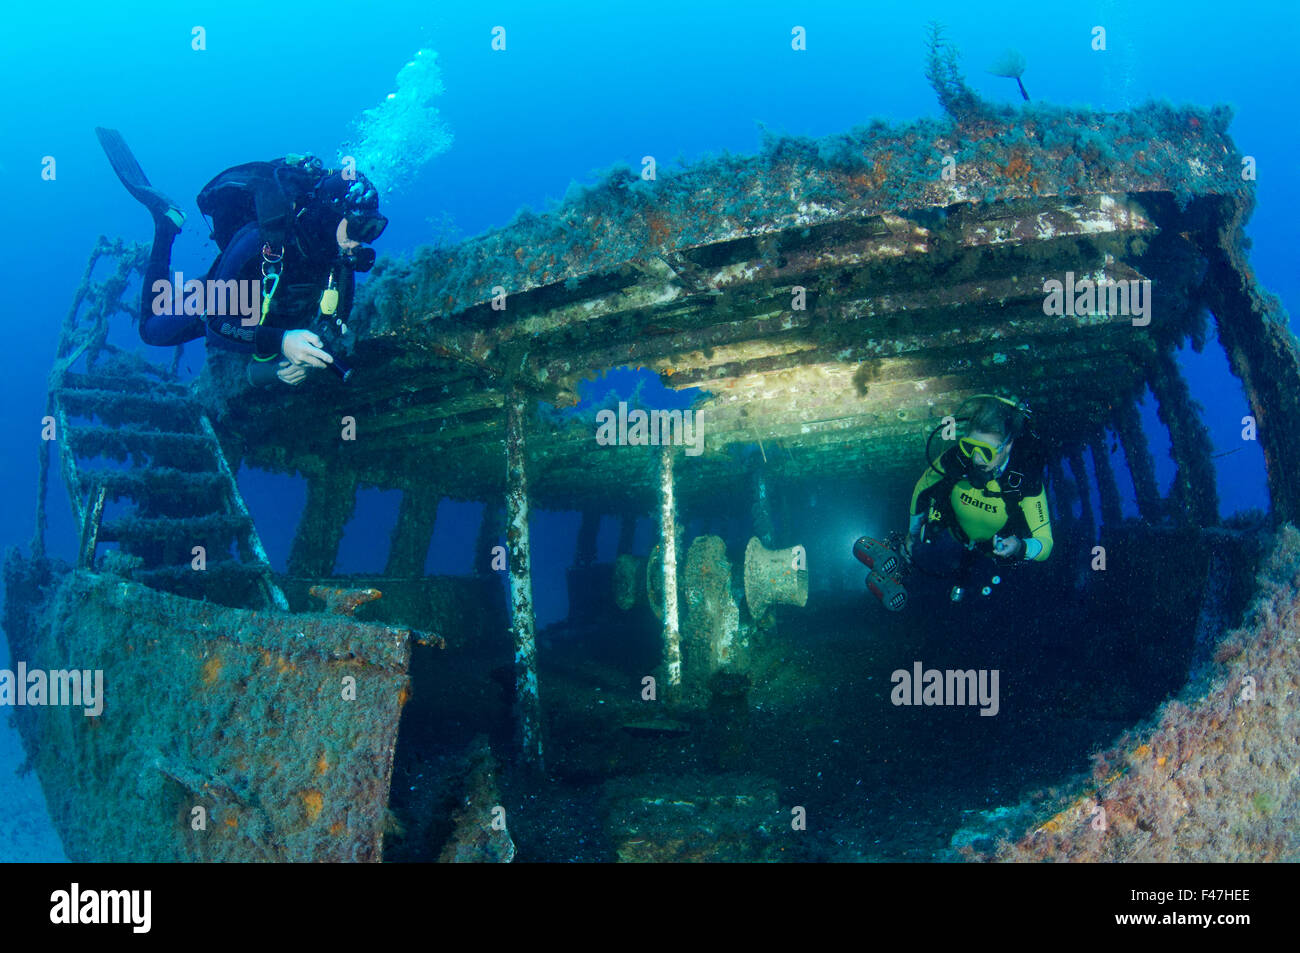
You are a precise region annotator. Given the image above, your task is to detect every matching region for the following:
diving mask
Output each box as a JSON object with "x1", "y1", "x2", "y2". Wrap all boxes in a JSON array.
[
  {"x1": 310, "y1": 170, "x2": 388, "y2": 245},
  {"x1": 344, "y1": 210, "x2": 387, "y2": 244},
  {"x1": 343, "y1": 246, "x2": 377, "y2": 272},
  {"x1": 959, "y1": 434, "x2": 1011, "y2": 467}
]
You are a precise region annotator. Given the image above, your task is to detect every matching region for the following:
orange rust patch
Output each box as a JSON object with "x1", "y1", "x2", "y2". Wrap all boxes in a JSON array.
[
  {"x1": 300, "y1": 790, "x2": 324, "y2": 824},
  {"x1": 1037, "y1": 795, "x2": 1093, "y2": 835},
  {"x1": 201, "y1": 657, "x2": 222, "y2": 686},
  {"x1": 330, "y1": 821, "x2": 345, "y2": 836},
  {"x1": 1002, "y1": 154, "x2": 1032, "y2": 180},
  {"x1": 645, "y1": 212, "x2": 674, "y2": 246},
  {"x1": 865, "y1": 154, "x2": 893, "y2": 189},
  {"x1": 224, "y1": 815, "x2": 238, "y2": 830},
  {"x1": 316, "y1": 753, "x2": 330, "y2": 776},
  {"x1": 398, "y1": 683, "x2": 411, "y2": 707}
]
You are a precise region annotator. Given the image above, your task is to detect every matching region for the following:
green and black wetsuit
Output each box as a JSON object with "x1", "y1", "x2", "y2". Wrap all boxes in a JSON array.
[{"x1": 909, "y1": 442, "x2": 1054, "y2": 563}]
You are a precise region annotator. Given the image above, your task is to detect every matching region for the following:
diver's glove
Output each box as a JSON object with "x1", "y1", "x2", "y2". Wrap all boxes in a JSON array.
[
  {"x1": 992, "y1": 535, "x2": 1043, "y2": 561},
  {"x1": 276, "y1": 361, "x2": 310, "y2": 385},
  {"x1": 247, "y1": 358, "x2": 309, "y2": 387},
  {"x1": 281, "y1": 329, "x2": 333, "y2": 369},
  {"x1": 992, "y1": 535, "x2": 1023, "y2": 559}
]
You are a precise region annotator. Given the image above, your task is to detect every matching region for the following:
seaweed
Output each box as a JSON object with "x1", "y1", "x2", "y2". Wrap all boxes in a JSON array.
[{"x1": 924, "y1": 22, "x2": 992, "y2": 124}]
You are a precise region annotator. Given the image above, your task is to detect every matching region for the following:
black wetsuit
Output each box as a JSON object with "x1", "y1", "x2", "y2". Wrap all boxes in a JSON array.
[{"x1": 138, "y1": 219, "x2": 354, "y2": 377}]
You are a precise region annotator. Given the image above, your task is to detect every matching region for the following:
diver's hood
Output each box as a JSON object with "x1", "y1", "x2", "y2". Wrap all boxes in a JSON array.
[
  {"x1": 293, "y1": 204, "x2": 344, "y2": 261},
  {"x1": 293, "y1": 170, "x2": 386, "y2": 262}
]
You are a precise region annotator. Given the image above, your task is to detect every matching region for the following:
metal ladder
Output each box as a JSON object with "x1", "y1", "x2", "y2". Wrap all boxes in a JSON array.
[{"x1": 36, "y1": 238, "x2": 287, "y2": 610}]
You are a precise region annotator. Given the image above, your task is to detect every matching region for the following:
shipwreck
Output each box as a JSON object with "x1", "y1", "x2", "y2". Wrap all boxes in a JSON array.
[{"x1": 6, "y1": 70, "x2": 1300, "y2": 861}]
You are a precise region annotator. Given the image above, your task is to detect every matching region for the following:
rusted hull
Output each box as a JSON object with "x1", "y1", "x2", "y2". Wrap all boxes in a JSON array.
[{"x1": 4, "y1": 557, "x2": 410, "y2": 862}]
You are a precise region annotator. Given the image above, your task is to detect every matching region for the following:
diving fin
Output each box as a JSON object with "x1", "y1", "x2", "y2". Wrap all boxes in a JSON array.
[{"x1": 94, "y1": 127, "x2": 185, "y2": 230}]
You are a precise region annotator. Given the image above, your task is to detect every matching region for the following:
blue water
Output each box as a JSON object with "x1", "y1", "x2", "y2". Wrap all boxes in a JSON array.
[{"x1": 0, "y1": 0, "x2": 1295, "y2": 861}]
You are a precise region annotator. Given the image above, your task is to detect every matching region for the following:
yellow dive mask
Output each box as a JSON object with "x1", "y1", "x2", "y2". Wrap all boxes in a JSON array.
[{"x1": 959, "y1": 434, "x2": 1011, "y2": 467}]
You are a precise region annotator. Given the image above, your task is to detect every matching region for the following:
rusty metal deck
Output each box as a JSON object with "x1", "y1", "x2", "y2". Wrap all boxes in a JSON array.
[
  {"x1": 211, "y1": 102, "x2": 1266, "y2": 515},
  {"x1": 3, "y1": 559, "x2": 411, "y2": 862}
]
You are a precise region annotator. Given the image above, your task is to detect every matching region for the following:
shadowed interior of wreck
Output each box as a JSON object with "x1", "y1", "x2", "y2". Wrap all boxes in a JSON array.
[{"x1": 372, "y1": 499, "x2": 1263, "y2": 861}]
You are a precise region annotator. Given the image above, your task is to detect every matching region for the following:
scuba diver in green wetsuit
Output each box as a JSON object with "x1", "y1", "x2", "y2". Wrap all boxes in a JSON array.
[{"x1": 854, "y1": 394, "x2": 1054, "y2": 610}]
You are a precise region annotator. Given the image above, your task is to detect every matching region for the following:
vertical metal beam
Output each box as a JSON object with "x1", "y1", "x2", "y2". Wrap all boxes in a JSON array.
[
  {"x1": 385, "y1": 483, "x2": 441, "y2": 577},
  {"x1": 286, "y1": 470, "x2": 357, "y2": 579},
  {"x1": 53, "y1": 402, "x2": 85, "y2": 532},
  {"x1": 1147, "y1": 351, "x2": 1219, "y2": 526},
  {"x1": 505, "y1": 390, "x2": 542, "y2": 767},
  {"x1": 1113, "y1": 399, "x2": 1162, "y2": 523},
  {"x1": 659, "y1": 445, "x2": 682, "y2": 688},
  {"x1": 1066, "y1": 448, "x2": 1095, "y2": 541},
  {"x1": 1047, "y1": 457, "x2": 1077, "y2": 536},
  {"x1": 78, "y1": 485, "x2": 107, "y2": 570},
  {"x1": 750, "y1": 466, "x2": 774, "y2": 547},
  {"x1": 1088, "y1": 430, "x2": 1124, "y2": 527}
]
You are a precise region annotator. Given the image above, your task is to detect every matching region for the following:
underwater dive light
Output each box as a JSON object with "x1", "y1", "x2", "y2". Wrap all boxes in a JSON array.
[
  {"x1": 327, "y1": 353, "x2": 354, "y2": 383},
  {"x1": 853, "y1": 536, "x2": 901, "y2": 576},
  {"x1": 866, "y1": 570, "x2": 907, "y2": 611}
]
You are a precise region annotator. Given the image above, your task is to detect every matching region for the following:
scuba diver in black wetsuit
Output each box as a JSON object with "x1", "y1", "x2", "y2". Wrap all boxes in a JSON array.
[
  {"x1": 855, "y1": 394, "x2": 1054, "y2": 610},
  {"x1": 95, "y1": 128, "x2": 388, "y2": 387}
]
